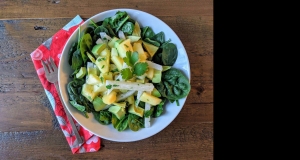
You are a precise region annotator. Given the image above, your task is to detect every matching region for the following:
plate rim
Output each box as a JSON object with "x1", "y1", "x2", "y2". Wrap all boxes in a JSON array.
[{"x1": 58, "y1": 8, "x2": 191, "y2": 142}]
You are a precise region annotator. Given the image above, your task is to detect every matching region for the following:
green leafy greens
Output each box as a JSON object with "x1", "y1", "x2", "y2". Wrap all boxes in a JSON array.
[{"x1": 66, "y1": 10, "x2": 191, "y2": 132}]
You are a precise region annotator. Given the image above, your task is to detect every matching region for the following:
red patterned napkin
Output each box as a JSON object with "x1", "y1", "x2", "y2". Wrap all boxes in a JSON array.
[{"x1": 30, "y1": 15, "x2": 101, "y2": 154}]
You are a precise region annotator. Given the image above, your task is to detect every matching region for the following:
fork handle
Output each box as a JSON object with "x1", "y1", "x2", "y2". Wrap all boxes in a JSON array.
[{"x1": 53, "y1": 82, "x2": 84, "y2": 145}]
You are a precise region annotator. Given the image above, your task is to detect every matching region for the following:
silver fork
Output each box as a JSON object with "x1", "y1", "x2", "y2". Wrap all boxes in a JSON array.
[{"x1": 41, "y1": 57, "x2": 83, "y2": 144}]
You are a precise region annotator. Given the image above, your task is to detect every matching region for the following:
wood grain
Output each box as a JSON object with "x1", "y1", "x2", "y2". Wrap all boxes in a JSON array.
[
  {"x1": 0, "y1": 0, "x2": 213, "y2": 159},
  {"x1": 0, "y1": 0, "x2": 213, "y2": 19},
  {"x1": 0, "y1": 122, "x2": 212, "y2": 159}
]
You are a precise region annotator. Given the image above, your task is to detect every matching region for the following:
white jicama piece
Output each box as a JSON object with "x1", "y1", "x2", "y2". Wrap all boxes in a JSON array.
[
  {"x1": 146, "y1": 61, "x2": 163, "y2": 71},
  {"x1": 86, "y1": 62, "x2": 97, "y2": 81},
  {"x1": 99, "y1": 32, "x2": 112, "y2": 41},
  {"x1": 106, "y1": 80, "x2": 154, "y2": 92},
  {"x1": 86, "y1": 61, "x2": 94, "y2": 70},
  {"x1": 144, "y1": 91, "x2": 151, "y2": 128},
  {"x1": 116, "y1": 90, "x2": 136, "y2": 102},
  {"x1": 118, "y1": 30, "x2": 126, "y2": 39},
  {"x1": 135, "y1": 91, "x2": 144, "y2": 106},
  {"x1": 96, "y1": 38, "x2": 104, "y2": 44},
  {"x1": 106, "y1": 74, "x2": 124, "y2": 95}
]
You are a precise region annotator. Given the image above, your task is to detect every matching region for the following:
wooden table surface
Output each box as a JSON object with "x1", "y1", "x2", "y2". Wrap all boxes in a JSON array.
[{"x1": 0, "y1": 0, "x2": 213, "y2": 159}]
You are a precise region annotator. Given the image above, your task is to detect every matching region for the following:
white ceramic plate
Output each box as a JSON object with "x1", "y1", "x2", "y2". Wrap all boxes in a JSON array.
[{"x1": 58, "y1": 8, "x2": 190, "y2": 142}]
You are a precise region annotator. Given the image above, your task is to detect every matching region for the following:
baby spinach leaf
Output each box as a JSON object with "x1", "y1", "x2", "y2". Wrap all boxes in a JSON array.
[
  {"x1": 94, "y1": 26, "x2": 109, "y2": 35},
  {"x1": 111, "y1": 114, "x2": 119, "y2": 128},
  {"x1": 101, "y1": 22, "x2": 116, "y2": 37},
  {"x1": 70, "y1": 100, "x2": 85, "y2": 112},
  {"x1": 99, "y1": 110, "x2": 112, "y2": 125},
  {"x1": 127, "y1": 18, "x2": 136, "y2": 24},
  {"x1": 116, "y1": 115, "x2": 128, "y2": 131},
  {"x1": 138, "y1": 101, "x2": 145, "y2": 109},
  {"x1": 67, "y1": 79, "x2": 85, "y2": 99},
  {"x1": 154, "y1": 68, "x2": 190, "y2": 102},
  {"x1": 67, "y1": 79, "x2": 93, "y2": 117},
  {"x1": 80, "y1": 95, "x2": 95, "y2": 113},
  {"x1": 85, "y1": 25, "x2": 95, "y2": 37},
  {"x1": 151, "y1": 51, "x2": 163, "y2": 65},
  {"x1": 150, "y1": 31, "x2": 165, "y2": 44},
  {"x1": 161, "y1": 43, "x2": 178, "y2": 66},
  {"x1": 106, "y1": 25, "x2": 116, "y2": 37},
  {"x1": 95, "y1": 20, "x2": 103, "y2": 26},
  {"x1": 160, "y1": 39, "x2": 172, "y2": 48},
  {"x1": 121, "y1": 21, "x2": 135, "y2": 35},
  {"x1": 143, "y1": 27, "x2": 155, "y2": 39},
  {"x1": 70, "y1": 67, "x2": 80, "y2": 78},
  {"x1": 104, "y1": 11, "x2": 129, "y2": 33},
  {"x1": 93, "y1": 110, "x2": 112, "y2": 125},
  {"x1": 152, "y1": 98, "x2": 166, "y2": 118},
  {"x1": 79, "y1": 33, "x2": 93, "y2": 63},
  {"x1": 92, "y1": 34, "x2": 100, "y2": 44},
  {"x1": 128, "y1": 113, "x2": 144, "y2": 131},
  {"x1": 68, "y1": 42, "x2": 78, "y2": 65},
  {"x1": 71, "y1": 49, "x2": 83, "y2": 71},
  {"x1": 141, "y1": 26, "x2": 149, "y2": 38},
  {"x1": 144, "y1": 38, "x2": 160, "y2": 47}
]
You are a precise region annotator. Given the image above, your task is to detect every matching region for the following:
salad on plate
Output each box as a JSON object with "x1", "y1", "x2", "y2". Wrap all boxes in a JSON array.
[{"x1": 66, "y1": 10, "x2": 191, "y2": 132}]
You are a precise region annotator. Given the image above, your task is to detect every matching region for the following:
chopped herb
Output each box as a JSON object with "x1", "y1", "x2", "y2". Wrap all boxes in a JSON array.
[
  {"x1": 106, "y1": 84, "x2": 112, "y2": 89},
  {"x1": 98, "y1": 57, "x2": 106, "y2": 61},
  {"x1": 100, "y1": 77, "x2": 104, "y2": 83},
  {"x1": 131, "y1": 51, "x2": 139, "y2": 65},
  {"x1": 123, "y1": 51, "x2": 133, "y2": 67},
  {"x1": 112, "y1": 84, "x2": 119, "y2": 87},
  {"x1": 123, "y1": 51, "x2": 139, "y2": 68},
  {"x1": 111, "y1": 68, "x2": 118, "y2": 73},
  {"x1": 121, "y1": 68, "x2": 133, "y2": 80},
  {"x1": 101, "y1": 65, "x2": 105, "y2": 69},
  {"x1": 133, "y1": 62, "x2": 148, "y2": 76},
  {"x1": 124, "y1": 44, "x2": 128, "y2": 48}
]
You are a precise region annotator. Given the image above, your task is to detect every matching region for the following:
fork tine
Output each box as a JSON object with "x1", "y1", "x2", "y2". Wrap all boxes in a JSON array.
[
  {"x1": 45, "y1": 58, "x2": 53, "y2": 73},
  {"x1": 41, "y1": 60, "x2": 50, "y2": 74},
  {"x1": 49, "y1": 57, "x2": 57, "y2": 72}
]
